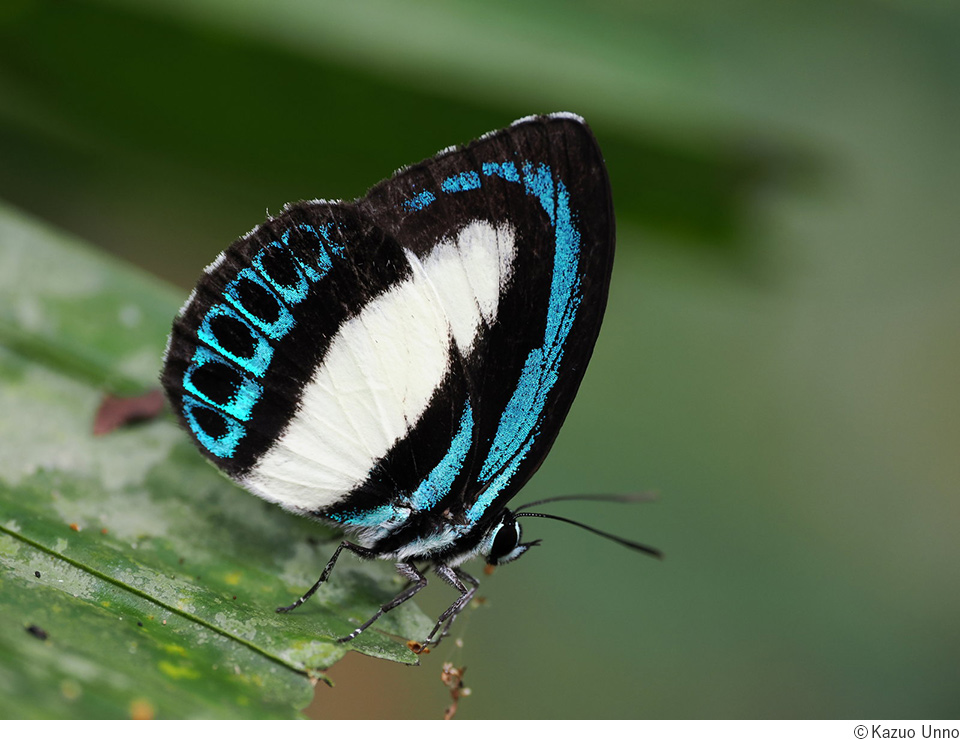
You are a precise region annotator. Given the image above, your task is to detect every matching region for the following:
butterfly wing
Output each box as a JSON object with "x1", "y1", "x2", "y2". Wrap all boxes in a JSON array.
[
  {"x1": 355, "y1": 115, "x2": 615, "y2": 541},
  {"x1": 161, "y1": 113, "x2": 613, "y2": 560}
]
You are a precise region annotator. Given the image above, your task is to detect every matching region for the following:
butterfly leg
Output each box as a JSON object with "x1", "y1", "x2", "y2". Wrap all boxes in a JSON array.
[
  {"x1": 338, "y1": 562, "x2": 428, "y2": 643},
  {"x1": 420, "y1": 565, "x2": 479, "y2": 648},
  {"x1": 276, "y1": 540, "x2": 375, "y2": 614}
]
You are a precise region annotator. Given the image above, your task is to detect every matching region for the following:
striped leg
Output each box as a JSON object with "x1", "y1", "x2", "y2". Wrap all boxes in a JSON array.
[
  {"x1": 421, "y1": 565, "x2": 479, "y2": 648},
  {"x1": 276, "y1": 540, "x2": 375, "y2": 614},
  {"x1": 338, "y1": 562, "x2": 428, "y2": 643}
]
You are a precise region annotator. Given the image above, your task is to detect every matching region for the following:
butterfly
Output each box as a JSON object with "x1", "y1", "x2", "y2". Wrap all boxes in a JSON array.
[{"x1": 161, "y1": 113, "x2": 659, "y2": 651}]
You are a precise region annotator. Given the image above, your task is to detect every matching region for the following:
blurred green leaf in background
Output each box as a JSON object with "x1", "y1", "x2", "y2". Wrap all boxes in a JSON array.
[{"x1": 0, "y1": 0, "x2": 958, "y2": 720}]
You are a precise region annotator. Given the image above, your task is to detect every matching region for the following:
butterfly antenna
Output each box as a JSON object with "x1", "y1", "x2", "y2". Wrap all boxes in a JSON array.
[
  {"x1": 514, "y1": 510, "x2": 663, "y2": 559},
  {"x1": 514, "y1": 491, "x2": 658, "y2": 513}
]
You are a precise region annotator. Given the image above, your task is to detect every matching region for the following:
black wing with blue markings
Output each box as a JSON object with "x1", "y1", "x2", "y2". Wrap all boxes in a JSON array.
[{"x1": 161, "y1": 114, "x2": 614, "y2": 563}]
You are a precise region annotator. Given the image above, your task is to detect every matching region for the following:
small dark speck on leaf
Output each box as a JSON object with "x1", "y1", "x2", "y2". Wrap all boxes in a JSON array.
[
  {"x1": 93, "y1": 388, "x2": 165, "y2": 436},
  {"x1": 34, "y1": 571, "x2": 40, "y2": 578},
  {"x1": 137, "y1": 621, "x2": 143, "y2": 627},
  {"x1": 26, "y1": 624, "x2": 48, "y2": 640}
]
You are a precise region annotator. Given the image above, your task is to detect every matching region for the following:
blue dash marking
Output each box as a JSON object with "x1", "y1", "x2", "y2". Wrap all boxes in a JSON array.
[
  {"x1": 481, "y1": 161, "x2": 520, "y2": 183},
  {"x1": 441, "y1": 170, "x2": 481, "y2": 193},
  {"x1": 403, "y1": 190, "x2": 436, "y2": 212},
  {"x1": 329, "y1": 503, "x2": 409, "y2": 530}
]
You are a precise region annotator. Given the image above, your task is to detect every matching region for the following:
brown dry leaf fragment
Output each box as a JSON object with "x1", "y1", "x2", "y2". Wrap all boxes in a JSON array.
[{"x1": 93, "y1": 388, "x2": 165, "y2": 435}]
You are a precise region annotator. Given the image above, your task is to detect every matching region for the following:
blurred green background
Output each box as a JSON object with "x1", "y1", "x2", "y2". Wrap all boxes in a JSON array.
[{"x1": 1, "y1": 0, "x2": 958, "y2": 719}]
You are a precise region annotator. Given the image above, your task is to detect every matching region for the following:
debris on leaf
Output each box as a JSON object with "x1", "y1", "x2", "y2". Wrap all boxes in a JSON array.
[
  {"x1": 93, "y1": 388, "x2": 165, "y2": 435},
  {"x1": 26, "y1": 624, "x2": 49, "y2": 640},
  {"x1": 441, "y1": 662, "x2": 470, "y2": 720}
]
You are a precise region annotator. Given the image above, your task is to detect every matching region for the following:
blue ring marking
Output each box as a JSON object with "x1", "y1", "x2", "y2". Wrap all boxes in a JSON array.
[
  {"x1": 324, "y1": 222, "x2": 349, "y2": 258},
  {"x1": 253, "y1": 242, "x2": 310, "y2": 305},
  {"x1": 404, "y1": 190, "x2": 436, "y2": 212},
  {"x1": 283, "y1": 224, "x2": 333, "y2": 282},
  {"x1": 441, "y1": 170, "x2": 481, "y2": 193},
  {"x1": 182, "y1": 346, "x2": 263, "y2": 422},
  {"x1": 223, "y1": 267, "x2": 296, "y2": 341},
  {"x1": 182, "y1": 394, "x2": 247, "y2": 459},
  {"x1": 197, "y1": 303, "x2": 274, "y2": 378},
  {"x1": 182, "y1": 218, "x2": 343, "y2": 459}
]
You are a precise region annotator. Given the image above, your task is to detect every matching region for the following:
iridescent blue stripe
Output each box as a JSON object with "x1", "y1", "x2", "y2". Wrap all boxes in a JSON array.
[
  {"x1": 330, "y1": 401, "x2": 474, "y2": 532},
  {"x1": 409, "y1": 401, "x2": 474, "y2": 510},
  {"x1": 343, "y1": 160, "x2": 583, "y2": 539},
  {"x1": 468, "y1": 163, "x2": 582, "y2": 523},
  {"x1": 329, "y1": 503, "x2": 408, "y2": 530}
]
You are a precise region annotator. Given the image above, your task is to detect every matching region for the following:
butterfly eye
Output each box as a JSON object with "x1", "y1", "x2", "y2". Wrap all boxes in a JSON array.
[{"x1": 485, "y1": 512, "x2": 529, "y2": 565}]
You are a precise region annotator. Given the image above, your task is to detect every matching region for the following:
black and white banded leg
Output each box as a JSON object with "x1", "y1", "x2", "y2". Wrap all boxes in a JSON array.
[
  {"x1": 277, "y1": 542, "x2": 480, "y2": 649},
  {"x1": 276, "y1": 540, "x2": 376, "y2": 614},
  {"x1": 277, "y1": 541, "x2": 429, "y2": 644},
  {"x1": 338, "y1": 562, "x2": 428, "y2": 644},
  {"x1": 420, "y1": 564, "x2": 480, "y2": 649}
]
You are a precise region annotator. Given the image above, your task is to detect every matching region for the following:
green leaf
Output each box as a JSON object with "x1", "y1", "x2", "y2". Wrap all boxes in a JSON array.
[{"x1": 0, "y1": 202, "x2": 431, "y2": 719}]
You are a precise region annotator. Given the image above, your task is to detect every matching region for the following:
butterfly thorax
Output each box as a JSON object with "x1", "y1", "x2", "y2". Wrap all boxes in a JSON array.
[{"x1": 336, "y1": 503, "x2": 531, "y2": 570}]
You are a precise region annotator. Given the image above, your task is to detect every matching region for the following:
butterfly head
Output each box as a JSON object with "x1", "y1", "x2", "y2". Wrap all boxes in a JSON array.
[{"x1": 481, "y1": 509, "x2": 541, "y2": 566}]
